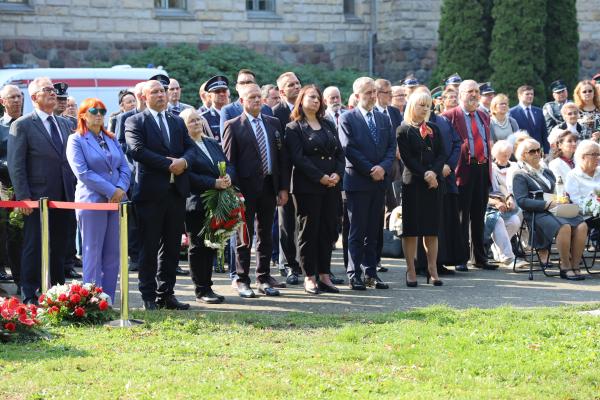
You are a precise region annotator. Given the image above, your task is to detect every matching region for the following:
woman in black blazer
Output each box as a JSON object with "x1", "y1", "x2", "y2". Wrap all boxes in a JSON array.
[
  {"x1": 285, "y1": 85, "x2": 345, "y2": 294},
  {"x1": 180, "y1": 108, "x2": 235, "y2": 303}
]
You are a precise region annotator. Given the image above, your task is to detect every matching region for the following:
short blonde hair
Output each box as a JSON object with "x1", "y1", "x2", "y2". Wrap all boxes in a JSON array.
[
  {"x1": 490, "y1": 93, "x2": 509, "y2": 116},
  {"x1": 515, "y1": 138, "x2": 540, "y2": 161},
  {"x1": 403, "y1": 91, "x2": 432, "y2": 125},
  {"x1": 574, "y1": 139, "x2": 600, "y2": 166},
  {"x1": 560, "y1": 102, "x2": 579, "y2": 117}
]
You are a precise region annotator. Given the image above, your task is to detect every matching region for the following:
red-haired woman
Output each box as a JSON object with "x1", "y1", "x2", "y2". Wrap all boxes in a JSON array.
[{"x1": 66, "y1": 98, "x2": 130, "y2": 301}]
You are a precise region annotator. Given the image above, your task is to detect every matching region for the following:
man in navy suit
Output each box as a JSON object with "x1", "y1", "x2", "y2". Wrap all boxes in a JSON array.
[
  {"x1": 125, "y1": 79, "x2": 197, "y2": 310},
  {"x1": 338, "y1": 77, "x2": 396, "y2": 290},
  {"x1": 8, "y1": 77, "x2": 76, "y2": 304},
  {"x1": 509, "y1": 85, "x2": 549, "y2": 153}
]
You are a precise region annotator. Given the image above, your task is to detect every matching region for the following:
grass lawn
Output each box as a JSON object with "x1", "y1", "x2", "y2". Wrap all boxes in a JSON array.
[{"x1": 1, "y1": 305, "x2": 599, "y2": 399}]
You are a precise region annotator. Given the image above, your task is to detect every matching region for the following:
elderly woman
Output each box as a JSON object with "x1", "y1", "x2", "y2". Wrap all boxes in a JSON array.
[
  {"x1": 573, "y1": 80, "x2": 600, "y2": 141},
  {"x1": 512, "y1": 138, "x2": 587, "y2": 280},
  {"x1": 398, "y1": 91, "x2": 446, "y2": 287},
  {"x1": 66, "y1": 98, "x2": 131, "y2": 301},
  {"x1": 549, "y1": 103, "x2": 583, "y2": 142},
  {"x1": 179, "y1": 108, "x2": 233, "y2": 303},
  {"x1": 548, "y1": 130, "x2": 578, "y2": 183},
  {"x1": 490, "y1": 94, "x2": 519, "y2": 142},
  {"x1": 485, "y1": 140, "x2": 522, "y2": 264},
  {"x1": 566, "y1": 140, "x2": 600, "y2": 216}
]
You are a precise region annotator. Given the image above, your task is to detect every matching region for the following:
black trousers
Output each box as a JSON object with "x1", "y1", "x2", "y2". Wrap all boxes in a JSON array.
[
  {"x1": 136, "y1": 188, "x2": 186, "y2": 301},
  {"x1": 278, "y1": 197, "x2": 300, "y2": 273},
  {"x1": 235, "y1": 177, "x2": 276, "y2": 284},
  {"x1": 21, "y1": 208, "x2": 68, "y2": 299},
  {"x1": 0, "y1": 210, "x2": 22, "y2": 284},
  {"x1": 63, "y1": 210, "x2": 77, "y2": 269},
  {"x1": 342, "y1": 195, "x2": 349, "y2": 268},
  {"x1": 293, "y1": 189, "x2": 339, "y2": 277},
  {"x1": 185, "y1": 210, "x2": 215, "y2": 297},
  {"x1": 458, "y1": 163, "x2": 490, "y2": 265}
]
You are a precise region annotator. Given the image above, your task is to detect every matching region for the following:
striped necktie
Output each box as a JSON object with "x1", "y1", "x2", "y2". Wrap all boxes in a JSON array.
[{"x1": 253, "y1": 119, "x2": 269, "y2": 175}]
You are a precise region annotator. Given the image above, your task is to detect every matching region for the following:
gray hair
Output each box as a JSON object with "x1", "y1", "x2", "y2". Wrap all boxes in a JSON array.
[
  {"x1": 353, "y1": 77, "x2": 374, "y2": 94},
  {"x1": 458, "y1": 79, "x2": 479, "y2": 97},
  {"x1": 323, "y1": 86, "x2": 340, "y2": 98},
  {"x1": 574, "y1": 139, "x2": 600, "y2": 166},
  {"x1": 0, "y1": 84, "x2": 21, "y2": 99},
  {"x1": 515, "y1": 138, "x2": 540, "y2": 161},
  {"x1": 27, "y1": 77, "x2": 52, "y2": 97},
  {"x1": 261, "y1": 84, "x2": 276, "y2": 99},
  {"x1": 491, "y1": 140, "x2": 513, "y2": 160}
]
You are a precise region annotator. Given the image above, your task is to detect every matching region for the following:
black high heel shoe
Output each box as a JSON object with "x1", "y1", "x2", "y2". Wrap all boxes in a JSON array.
[
  {"x1": 406, "y1": 271, "x2": 418, "y2": 288},
  {"x1": 426, "y1": 270, "x2": 444, "y2": 286}
]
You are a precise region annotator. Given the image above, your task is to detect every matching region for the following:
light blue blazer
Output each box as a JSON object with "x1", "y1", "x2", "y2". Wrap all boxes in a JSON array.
[{"x1": 66, "y1": 131, "x2": 130, "y2": 203}]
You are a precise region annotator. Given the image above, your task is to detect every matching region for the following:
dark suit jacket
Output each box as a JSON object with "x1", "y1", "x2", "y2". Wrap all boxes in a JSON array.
[
  {"x1": 272, "y1": 102, "x2": 292, "y2": 131},
  {"x1": 219, "y1": 100, "x2": 273, "y2": 137},
  {"x1": 381, "y1": 105, "x2": 403, "y2": 137},
  {"x1": 0, "y1": 118, "x2": 11, "y2": 188},
  {"x1": 430, "y1": 114, "x2": 461, "y2": 194},
  {"x1": 509, "y1": 105, "x2": 549, "y2": 152},
  {"x1": 284, "y1": 118, "x2": 344, "y2": 194},
  {"x1": 115, "y1": 108, "x2": 140, "y2": 154},
  {"x1": 442, "y1": 106, "x2": 493, "y2": 187},
  {"x1": 554, "y1": 121, "x2": 584, "y2": 138},
  {"x1": 397, "y1": 121, "x2": 446, "y2": 181},
  {"x1": 338, "y1": 108, "x2": 396, "y2": 192},
  {"x1": 186, "y1": 138, "x2": 236, "y2": 216},
  {"x1": 7, "y1": 111, "x2": 76, "y2": 201},
  {"x1": 222, "y1": 113, "x2": 290, "y2": 198},
  {"x1": 124, "y1": 108, "x2": 196, "y2": 201}
]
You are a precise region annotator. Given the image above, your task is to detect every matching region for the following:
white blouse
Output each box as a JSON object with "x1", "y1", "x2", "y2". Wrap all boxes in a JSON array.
[
  {"x1": 565, "y1": 166, "x2": 600, "y2": 211},
  {"x1": 548, "y1": 158, "x2": 573, "y2": 185}
]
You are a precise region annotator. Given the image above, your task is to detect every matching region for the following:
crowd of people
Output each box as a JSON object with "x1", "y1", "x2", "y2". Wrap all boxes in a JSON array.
[{"x1": 1, "y1": 68, "x2": 600, "y2": 309}]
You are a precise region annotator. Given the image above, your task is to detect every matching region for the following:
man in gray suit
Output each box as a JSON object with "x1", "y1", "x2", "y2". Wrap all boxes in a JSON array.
[{"x1": 7, "y1": 77, "x2": 76, "y2": 304}]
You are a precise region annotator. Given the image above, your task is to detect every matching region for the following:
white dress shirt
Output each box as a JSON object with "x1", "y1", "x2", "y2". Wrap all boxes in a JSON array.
[
  {"x1": 148, "y1": 107, "x2": 170, "y2": 141},
  {"x1": 35, "y1": 109, "x2": 63, "y2": 143},
  {"x1": 565, "y1": 166, "x2": 600, "y2": 212}
]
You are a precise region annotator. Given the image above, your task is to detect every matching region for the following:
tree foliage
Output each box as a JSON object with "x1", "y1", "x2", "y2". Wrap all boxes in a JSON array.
[
  {"x1": 105, "y1": 44, "x2": 361, "y2": 107},
  {"x1": 489, "y1": 0, "x2": 548, "y2": 105}
]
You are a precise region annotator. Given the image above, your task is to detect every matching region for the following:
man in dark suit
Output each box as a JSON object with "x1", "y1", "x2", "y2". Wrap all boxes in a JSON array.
[
  {"x1": 442, "y1": 80, "x2": 495, "y2": 271},
  {"x1": 0, "y1": 85, "x2": 23, "y2": 288},
  {"x1": 8, "y1": 77, "x2": 76, "y2": 304},
  {"x1": 201, "y1": 75, "x2": 230, "y2": 142},
  {"x1": 125, "y1": 79, "x2": 197, "y2": 310},
  {"x1": 272, "y1": 72, "x2": 303, "y2": 285},
  {"x1": 509, "y1": 85, "x2": 549, "y2": 153},
  {"x1": 223, "y1": 83, "x2": 290, "y2": 298},
  {"x1": 338, "y1": 77, "x2": 396, "y2": 290}
]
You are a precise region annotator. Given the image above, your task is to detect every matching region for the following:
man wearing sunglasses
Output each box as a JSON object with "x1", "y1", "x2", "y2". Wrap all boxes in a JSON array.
[{"x1": 7, "y1": 76, "x2": 76, "y2": 305}]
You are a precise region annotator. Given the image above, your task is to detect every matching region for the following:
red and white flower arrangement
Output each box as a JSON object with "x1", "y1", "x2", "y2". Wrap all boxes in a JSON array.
[
  {"x1": 0, "y1": 296, "x2": 40, "y2": 341},
  {"x1": 38, "y1": 281, "x2": 113, "y2": 325}
]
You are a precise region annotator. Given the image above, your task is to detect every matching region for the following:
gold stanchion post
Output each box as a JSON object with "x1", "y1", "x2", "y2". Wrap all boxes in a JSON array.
[
  {"x1": 106, "y1": 202, "x2": 143, "y2": 328},
  {"x1": 39, "y1": 197, "x2": 50, "y2": 294}
]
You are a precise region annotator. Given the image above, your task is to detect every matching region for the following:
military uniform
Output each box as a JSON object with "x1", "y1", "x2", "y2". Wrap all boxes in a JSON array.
[
  {"x1": 543, "y1": 80, "x2": 569, "y2": 132},
  {"x1": 201, "y1": 107, "x2": 221, "y2": 142}
]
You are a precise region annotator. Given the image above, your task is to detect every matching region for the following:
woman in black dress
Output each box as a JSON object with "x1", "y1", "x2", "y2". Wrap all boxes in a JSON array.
[
  {"x1": 397, "y1": 91, "x2": 447, "y2": 286},
  {"x1": 285, "y1": 85, "x2": 345, "y2": 294}
]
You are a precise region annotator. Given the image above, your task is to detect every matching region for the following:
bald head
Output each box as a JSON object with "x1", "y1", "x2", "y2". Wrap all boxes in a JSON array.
[{"x1": 458, "y1": 79, "x2": 480, "y2": 112}]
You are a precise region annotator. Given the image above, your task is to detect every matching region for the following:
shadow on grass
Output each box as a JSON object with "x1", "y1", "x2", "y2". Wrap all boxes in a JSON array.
[{"x1": 0, "y1": 337, "x2": 90, "y2": 362}]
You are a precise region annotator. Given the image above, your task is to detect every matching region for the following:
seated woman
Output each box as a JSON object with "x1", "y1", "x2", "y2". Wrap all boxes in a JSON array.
[
  {"x1": 179, "y1": 108, "x2": 233, "y2": 303},
  {"x1": 549, "y1": 103, "x2": 583, "y2": 142},
  {"x1": 513, "y1": 138, "x2": 587, "y2": 280},
  {"x1": 485, "y1": 140, "x2": 522, "y2": 265},
  {"x1": 547, "y1": 130, "x2": 578, "y2": 183},
  {"x1": 489, "y1": 93, "x2": 519, "y2": 142},
  {"x1": 566, "y1": 140, "x2": 600, "y2": 224}
]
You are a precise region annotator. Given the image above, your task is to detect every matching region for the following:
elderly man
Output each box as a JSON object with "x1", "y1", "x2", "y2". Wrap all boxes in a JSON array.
[
  {"x1": 509, "y1": 85, "x2": 549, "y2": 153},
  {"x1": 0, "y1": 85, "x2": 24, "y2": 286},
  {"x1": 222, "y1": 83, "x2": 289, "y2": 298},
  {"x1": 8, "y1": 77, "x2": 76, "y2": 304},
  {"x1": 125, "y1": 79, "x2": 196, "y2": 310},
  {"x1": 167, "y1": 78, "x2": 193, "y2": 116},
  {"x1": 323, "y1": 86, "x2": 345, "y2": 128},
  {"x1": 65, "y1": 96, "x2": 77, "y2": 119},
  {"x1": 261, "y1": 84, "x2": 280, "y2": 111},
  {"x1": 391, "y1": 85, "x2": 407, "y2": 113},
  {"x1": 201, "y1": 75, "x2": 230, "y2": 142},
  {"x1": 543, "y1": 79, "x2": 569, "y2": 133},
  {"x1": 442, "y1": 80, "x2": 495, "y2": 271},
  {"x1": 338, "y1": 77, "x2": 395, "y2": 290}
]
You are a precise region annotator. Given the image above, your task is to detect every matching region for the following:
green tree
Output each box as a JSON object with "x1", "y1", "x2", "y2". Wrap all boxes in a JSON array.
[
  {"x1": 489, "y1": 0, "x2": 548, "y2": 105},
  {"x1": 544, "y1": 0, "x2": 579, "y2": 99},
  {"x1": 431, "y1": 0, "x2": 492, "y2": 85}
]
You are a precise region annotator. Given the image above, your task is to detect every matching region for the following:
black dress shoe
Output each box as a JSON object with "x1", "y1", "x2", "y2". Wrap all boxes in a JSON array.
[
  {"x1": 349, "y1": 276, "x2": 366, "y2": 290},
  {"x1": 196, "y1": 290, "x2": 224, "y2": 304},
  {"x1": 65, "y1": 267, "x2": 82, "y2": 279},
  {"x1": 257, "y1": 282, "x2": 280, "y2": 296},
  {"x1": 303, "y1": 282, "x2": 319, "y2": 295},
  {"x1": 473, "y1": 262, "x2": 499, "y2": 270},
  {"x1": 73, "y1": 257, "x2": 83, "y2": 269},
  {"x1": 237, "y1": 282, "x2": 256, "y2": 298},
  {"x1": 265, "y1": 276, "x2": 286, "y2": 288},
  {"x1": 0, "y1": 270, "x2": 13, "y2": 281},
  {"x1": 329, "y1": 273, "x2": 344, "y2": 285},
  {"x1": 365, "y1": 275, "x2": 389, "y2": 289},
  {"x1": 175, "y1": 266, "x2": 189, "y2": 276},
  {"x1": 317, "y1": 281, "x2": 339, "y2": 293},
  {"x1": 279, "y1": 267, "x2": 288, "y2": 277},
  {"x1": 157, "y1": 295, "x2": 190, "y2": 310},
  {"x1": 455, "y1": 264, "x2": 469, "y2": 272},
  {"x1": 376, "y1": 264, "x2": 389, "y2": 273},
  {"x1": 143, "y1": 300, "x2": 158, "y2": 310},
  {"x1": 286, "y1": 272, "x2": 299, "y2": 285},
  {"x1": 437, "y1": 265, "x2": 455, "y2": 275}
]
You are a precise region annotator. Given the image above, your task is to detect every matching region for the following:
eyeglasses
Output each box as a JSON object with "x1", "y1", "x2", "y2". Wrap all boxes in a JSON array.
[
  {"x1": 526, "y1": 148, "x2": 541, "y2": 155},
  {"x1": 582, "y1": 90, "x2": 594, "y2": 94},
  {"x1": 88, "y1": 107, "x2": 107, "y2": 116},
  {"x1": 584, "y1": 153, "x2": 600, "y2": 158},
  {"x1": 38, "y1": 87, "x2": 57, "y2": 95}
]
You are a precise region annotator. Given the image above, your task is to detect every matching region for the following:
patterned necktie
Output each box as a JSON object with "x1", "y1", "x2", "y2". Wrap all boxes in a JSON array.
[
  {"x1": 253, "y1": 119, "x2": 269, "y2": 175},
  {"x1": 526, "y1": 107, "x2": 535, "y2": 128},
  {"x1": 171, "y1": 105, "x2": 180, "y2": 116},
  {"x1": 334, "y1": 111, "x2": 339, "y2": 127},
  {"x1": 46, "y1": 116, "x2": 63, "y2": 153},
  {"x1": 157, "y1": 112, "x2": 170, "y2": 147},
  {"x1": 366, "y1": 111, "x2": 378, "y2": 144},
  {"x1": 469, "y1": 112, "x2": 486, "y2": 162}
]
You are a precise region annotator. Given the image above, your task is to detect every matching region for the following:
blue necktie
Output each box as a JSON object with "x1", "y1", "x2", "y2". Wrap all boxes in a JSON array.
[
  {"x1": 526, "y1": 107, "x2": 535, "y2": 128},
  {"x1": 47, "y1": 116, "x2": 63, "y2": 154},
  {"x1": 366, "y1": 111, "x2": 378, "y2": 144}
]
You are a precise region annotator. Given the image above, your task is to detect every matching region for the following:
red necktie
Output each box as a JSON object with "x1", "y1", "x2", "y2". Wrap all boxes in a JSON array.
[{"x1": 469, "y1": 112, "x2": 486, "y2": 162}]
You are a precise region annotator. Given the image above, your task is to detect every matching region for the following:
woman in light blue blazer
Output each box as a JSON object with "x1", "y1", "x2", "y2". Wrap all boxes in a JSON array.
[{"x1": 66, "y1": 98, "x2": 130, "y2": 301}]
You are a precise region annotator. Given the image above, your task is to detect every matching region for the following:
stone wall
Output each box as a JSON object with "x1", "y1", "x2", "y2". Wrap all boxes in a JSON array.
[{"x1": 577, "y1": 0, "x2": 600, "y2": 79}]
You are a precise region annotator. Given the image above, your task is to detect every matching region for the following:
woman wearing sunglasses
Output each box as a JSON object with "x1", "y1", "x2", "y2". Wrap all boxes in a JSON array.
[
  {"x1": 66, "y1": 98, "x2": 130, "y2": 301},
  {"x1": 512, "y1": 138, "x2": 587, "y2": 280},
  {"x1": 573, "y1": 80, "x2": 600, "y2": 141}
]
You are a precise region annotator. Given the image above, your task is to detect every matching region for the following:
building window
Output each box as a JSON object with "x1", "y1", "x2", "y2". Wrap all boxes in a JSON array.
[
  {"x1": 246, "y1": 0, "x2": 275, "y2": 12},
  {"x1": 343, "y1": 0, "x2": 355, "y2": 15},
  {"x1": 0, "y1": 0, "x2": 33, "y2": 13},
  {"x1": 154, "y1": 0, "x2": 187, "y2": 10}
]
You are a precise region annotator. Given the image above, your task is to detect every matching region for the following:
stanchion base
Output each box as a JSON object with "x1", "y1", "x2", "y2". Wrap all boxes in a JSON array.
[{"x1": 104, "y1": 319, "x2": 144, "y2": 328}]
